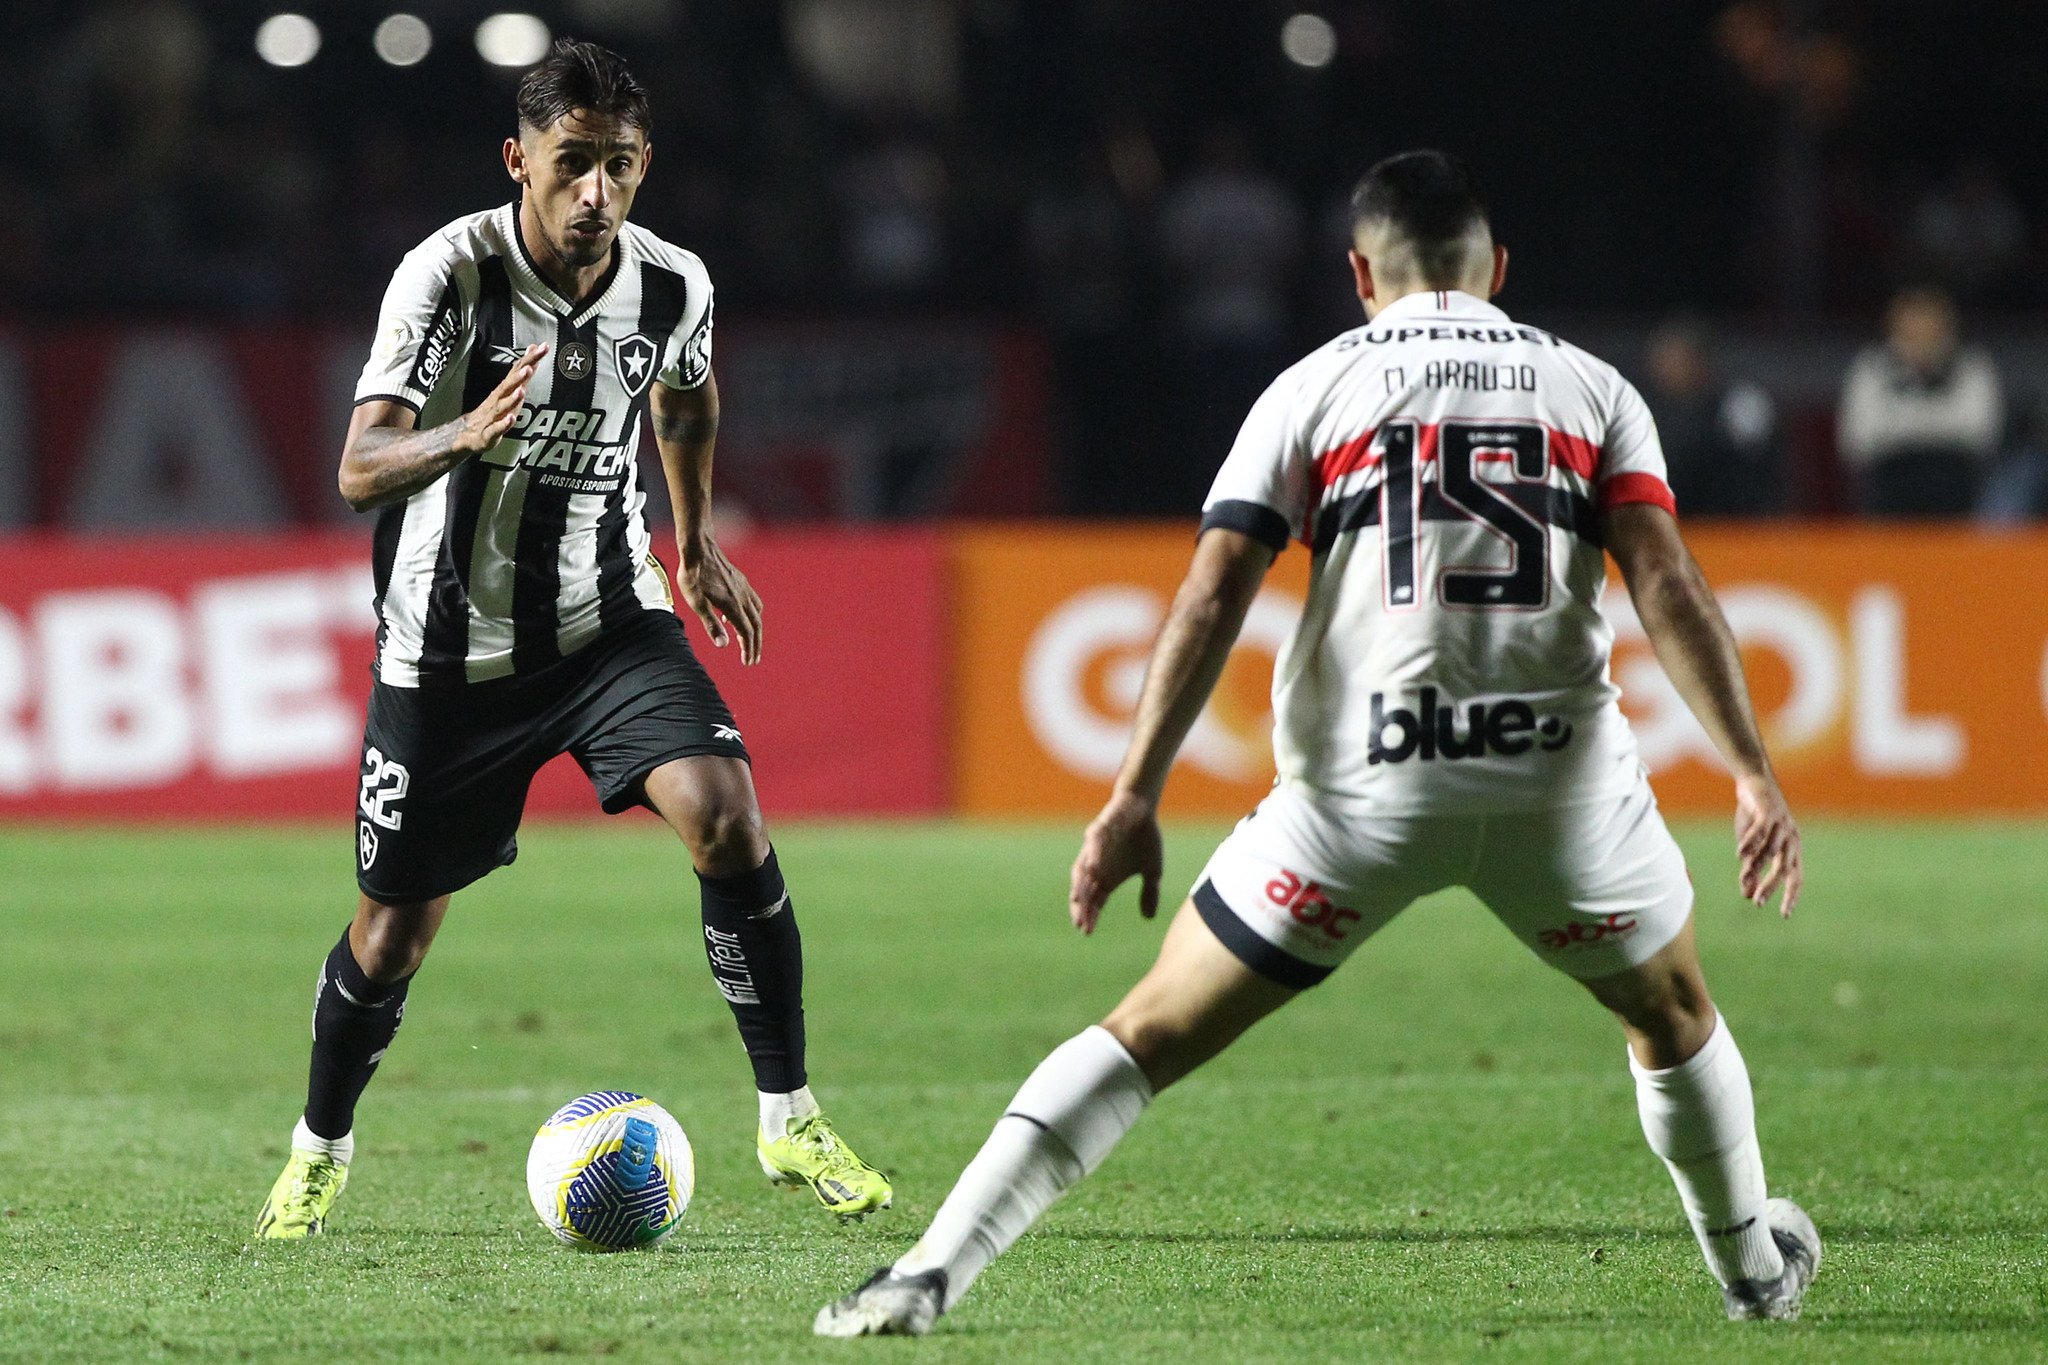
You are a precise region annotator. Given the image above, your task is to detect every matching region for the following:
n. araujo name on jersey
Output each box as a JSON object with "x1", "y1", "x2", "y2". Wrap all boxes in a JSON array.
[
  {"x1": 1200, "y1": 289, "x2": 1677, "y2": 813},
  {"x1": 355, "y1": 203, "x2": 713, "y2": 686}
]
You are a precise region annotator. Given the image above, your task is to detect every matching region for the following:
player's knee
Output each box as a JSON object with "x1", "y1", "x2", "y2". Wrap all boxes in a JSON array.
[
  {"x1": 681, "y1": 797, "x2": 768, "y2": 876},
  {"x1": 1607, "y1": 975, "x2": 1716, "y2": 1067},
  {"x1": 355, "y1": 900, "x2": 440, "y2": 982},
  {"x1": 1099, "y1": 1007, "x2": 1199, "y2": 1090}
]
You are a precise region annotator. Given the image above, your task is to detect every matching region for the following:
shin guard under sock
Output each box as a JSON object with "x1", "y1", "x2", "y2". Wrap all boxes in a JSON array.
[
  {"x1": 698, "y1": 849, "x2": 807, "y2": 1094},
  {"x1": 304, "y1": 931, "x2": 411, "y2": 1141},
  {"x1": 1632, "y1": 1015, "x2": 1785, "y2": 1286},
  {"x1": 895, "y1": 1026, "x2": 1153, "y2": 1308}
]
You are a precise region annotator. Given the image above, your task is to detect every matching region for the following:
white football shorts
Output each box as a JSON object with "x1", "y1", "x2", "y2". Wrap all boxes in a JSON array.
[{"x1": 1191, "y1": 775, "x2": 1692, "y2": 987}]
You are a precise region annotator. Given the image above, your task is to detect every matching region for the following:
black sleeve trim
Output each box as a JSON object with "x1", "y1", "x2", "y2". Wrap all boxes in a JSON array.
[
  {"x1": 355, "y1": 393, "x2": 422, "y2": 414},
  {"x1": 1192, "y1": 880, "x2": 1331, "y2": 989},
  {"x1": 1199, "y1": 499, "x2": 1292, "y2": 553}
]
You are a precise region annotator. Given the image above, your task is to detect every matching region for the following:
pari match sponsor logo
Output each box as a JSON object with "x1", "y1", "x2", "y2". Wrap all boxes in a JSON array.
[
  {"x1": 1367, "y1": 687, "x2": 1574, "y2": 766},
  {"x1": 481, "y1": 405, "x2": 633, "y2": 491}
]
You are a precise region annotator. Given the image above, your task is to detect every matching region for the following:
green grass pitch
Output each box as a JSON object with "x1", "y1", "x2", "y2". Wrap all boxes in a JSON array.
[{"x1": 1, "y1": 818, "x2": 2043, "y2": 1362}]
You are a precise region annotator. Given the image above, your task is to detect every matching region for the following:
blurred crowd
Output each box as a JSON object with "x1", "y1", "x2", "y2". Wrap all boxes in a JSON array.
[
  {"x1": 4, "y1": 0, "x2": 2046, "y2": 520},
  {"x1": 1642, "y1": 287, "x2": 2046, "y2": 522}
]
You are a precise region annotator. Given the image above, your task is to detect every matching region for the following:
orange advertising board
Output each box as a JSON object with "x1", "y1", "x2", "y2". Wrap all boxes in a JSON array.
[
  {"x1": 952, "y1": 527, "x2": 1308, "y2": 816},
  {"x1": 1609, "y1": 528, "x2": 2048, "y2": 813},
  {"x1": 951, "y1": 525, "x2": 2048, "y2": 817}
]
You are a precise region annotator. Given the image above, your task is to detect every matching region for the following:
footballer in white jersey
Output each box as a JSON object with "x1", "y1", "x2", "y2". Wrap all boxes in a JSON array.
[
  {"x1": 820, "y1": 151, "x2": 1817, "y2": 1339},
  {"x1": 1203, "y1": 287, "x2": 1671, "y2": 816}
]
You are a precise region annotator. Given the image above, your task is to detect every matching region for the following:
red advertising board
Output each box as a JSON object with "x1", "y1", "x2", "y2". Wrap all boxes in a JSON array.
[
  {"x1": 0, "y1": 531, "x2": 946, "y2": 821},
  {"x1": 682, "y1": 530, "x2": 948, "y2": 816}
]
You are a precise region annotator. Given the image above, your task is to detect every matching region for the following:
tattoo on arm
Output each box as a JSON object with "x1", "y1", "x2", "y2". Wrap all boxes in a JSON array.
[
  {"x1": 341, "y1": 422, "x2": 470, "y2": 511},
  {"x1": 651, "y1": 376, "x2": 721, "y2": 542},
  {"x1": 653, "y1": 410, "x2": 718, "y2": 445}
]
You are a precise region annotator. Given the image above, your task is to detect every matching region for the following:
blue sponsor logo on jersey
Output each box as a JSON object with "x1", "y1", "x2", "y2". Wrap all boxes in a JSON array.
[{"x1": 1367, "y1": 688, "x2": 1573, "y2": 764}]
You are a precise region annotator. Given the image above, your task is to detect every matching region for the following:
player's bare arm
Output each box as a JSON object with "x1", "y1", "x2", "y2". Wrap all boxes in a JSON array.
[
  {"x1": 1604, "y1": 502, "x2": 1803, "y2": 916},
  {"x1": 337, "y1": 344, "x2": 548, "y2": 511},
  {"x1": 651, "y1": 372, "x2": 763, "y2": 665},
  {"x1": 1070, "y1": 527, "x2": 1276, "y2": 933}
]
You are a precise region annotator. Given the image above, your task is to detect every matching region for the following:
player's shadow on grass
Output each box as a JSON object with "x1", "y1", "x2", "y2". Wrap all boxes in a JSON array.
[
  {"x1": 1053, "y1": 1224, "x2": 1665, "y2": 1246},
  {"x1": 1061, "y1": 1215, "x2": 2048, "y2": 1247}
]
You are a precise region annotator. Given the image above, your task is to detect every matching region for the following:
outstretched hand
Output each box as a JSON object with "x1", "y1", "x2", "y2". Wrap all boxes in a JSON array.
[
  {"x1": 457, "y1": 344, "x2": 547, "y2": 453},
  {"x1": 1733, "y1": 772, "x2": 1803, "y2": 918},
  {"x1": 1069, "y1": 790, "x2": 1164, "y2": 934},
  {"x1": 677, "y1": 538, "x2": 764, "y2": 665}
]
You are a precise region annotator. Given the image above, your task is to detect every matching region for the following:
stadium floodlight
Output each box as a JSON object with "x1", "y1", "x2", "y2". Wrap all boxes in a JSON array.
[
  {"x1": 475, "y1": 13, "x2": 551, "y2": 67},
  {"x1": 1280, "y1": 13, "x2": 1338, "y2": 69},
  {"x1": 255, "y1": 13, "x2": 321, "y2": 68},
  {"x1": 374, "y1": 14, "x2": 433, "y2": 67}
]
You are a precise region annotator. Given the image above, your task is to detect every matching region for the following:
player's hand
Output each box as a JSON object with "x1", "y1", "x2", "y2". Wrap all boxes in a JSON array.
[
  {"x1": 1069, "y1": 790, "x2": 1164, "y2": 935},
  {"x1": 1733, "y1": 772, "x2": 1802, "y2": 918},
  {"x1": 454, "y1": 344, "x2": 548, "y2": 454},
  {"x1": 677, "y1": 537, "x2": 764, "y2": 665}
]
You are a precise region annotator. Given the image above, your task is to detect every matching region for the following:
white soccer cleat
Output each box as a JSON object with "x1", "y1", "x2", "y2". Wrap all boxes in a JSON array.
[
  {"x1": 813, "y1": 1266, "x2": 947, "y2": 1337},
  {"x1": 1723, "y1": 1197, "x2": 1822, "y2": 1321}
]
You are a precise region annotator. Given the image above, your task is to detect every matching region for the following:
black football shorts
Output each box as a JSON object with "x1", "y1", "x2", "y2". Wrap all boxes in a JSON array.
[{"x1": 353, "y1": 610, "x2": 749, "y2": 902}]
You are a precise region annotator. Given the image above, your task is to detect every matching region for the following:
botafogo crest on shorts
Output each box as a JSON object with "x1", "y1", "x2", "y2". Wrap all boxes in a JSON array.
[{"x1": 1193, "y1": 290, "x2": 1691, "y2": 985}]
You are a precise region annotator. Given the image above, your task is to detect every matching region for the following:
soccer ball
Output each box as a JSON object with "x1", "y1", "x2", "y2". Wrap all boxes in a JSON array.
[{"x1": 526, "y1": 1091, "x2": 694, "y2": 1250}]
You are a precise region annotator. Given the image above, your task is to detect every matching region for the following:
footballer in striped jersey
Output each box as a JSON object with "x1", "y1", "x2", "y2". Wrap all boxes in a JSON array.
[{"x1": 256, "y1": 39, "x2": 890, "y2": 1242}]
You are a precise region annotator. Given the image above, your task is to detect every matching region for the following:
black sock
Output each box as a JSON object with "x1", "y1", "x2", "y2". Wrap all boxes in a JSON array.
[
  {"x1": 698, "y1": 848, "x2": 807, "y2": 1094},
  {"x1": 304, "y1": 931, "x2": 411, "y2": 1141}
]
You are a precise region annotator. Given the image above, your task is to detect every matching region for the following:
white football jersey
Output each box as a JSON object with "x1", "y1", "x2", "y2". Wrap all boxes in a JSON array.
[{"x1": 1202, "y1": 289, "x2": 1676, "y2": 813}]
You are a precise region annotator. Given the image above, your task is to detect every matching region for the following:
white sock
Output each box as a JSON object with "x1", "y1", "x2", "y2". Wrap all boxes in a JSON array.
[
  {"x1": 1631, "y1": 1015, "x2": 1784, "y2": 1285},
  {"x1": 759, "y1": 1084, "x2": 820, "y2": 1138},
  {"x1": 894, "y1": 1025, "x2": 1152, "y2": 1309},
  {"x1": 292, "y1": 1115, "x2": 354, "y2": 1165}
]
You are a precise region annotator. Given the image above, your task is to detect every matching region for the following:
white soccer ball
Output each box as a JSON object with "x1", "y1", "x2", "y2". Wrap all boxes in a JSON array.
[{"x1": 526, "y1": 1091, "x2": 694, "y2": 1250}]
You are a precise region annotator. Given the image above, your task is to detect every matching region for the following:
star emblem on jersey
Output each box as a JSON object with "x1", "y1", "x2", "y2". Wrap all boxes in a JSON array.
[
  {"x1": 615, "y1": 333, "x2": 658, "y2": 398},
  {"x1": 358, "y1": 820, "x2": 379, "y2": 870},
  {"x1": 557, "y1": 341, "x2": 592, "y2": 380}
]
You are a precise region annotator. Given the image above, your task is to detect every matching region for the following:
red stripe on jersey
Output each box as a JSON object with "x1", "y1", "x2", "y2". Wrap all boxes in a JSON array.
[
  {"x1": 1311, "y1": 422, "x2": 1601, "y2": 493},
  {"x1": 1545, "y1": 428, "x2": 1601, "y2": 480},
  {"x1": 1599, "y1": 471, "x2": 1677, "y2": 514},
  {"x1": 1312, "y1": 427, "x2": 1380, "y2": 494}
]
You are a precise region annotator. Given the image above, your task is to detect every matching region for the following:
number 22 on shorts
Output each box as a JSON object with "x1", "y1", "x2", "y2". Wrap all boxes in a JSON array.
[{"x1": 359, "y1": 747, "x2": 411, "y2": 831}]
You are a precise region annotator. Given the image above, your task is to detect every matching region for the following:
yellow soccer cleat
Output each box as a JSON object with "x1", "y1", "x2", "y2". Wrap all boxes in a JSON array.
[
  {"x1": 757, "y1": 1114, "x2": 892, "y2": 1219},
  {"x1": 254, "y1": 1148, "x2": 350, "y2": 1239}
]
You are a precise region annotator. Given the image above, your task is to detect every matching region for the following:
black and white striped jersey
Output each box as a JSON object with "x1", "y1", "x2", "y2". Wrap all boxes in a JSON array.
[{"x1": 354, "y1": 202, "x2": 713, "y2": 686}]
